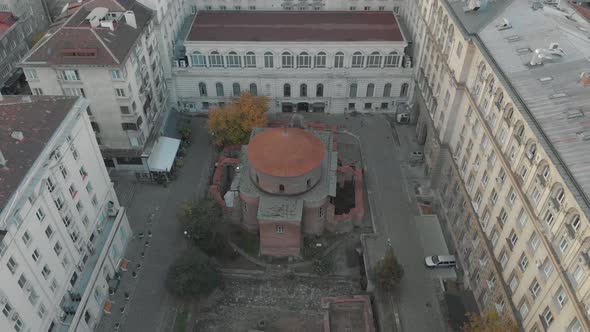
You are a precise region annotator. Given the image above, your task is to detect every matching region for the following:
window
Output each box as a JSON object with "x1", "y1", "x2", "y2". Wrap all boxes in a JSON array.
[
  {"x1": 544, "y1": 210, "x2": 555, "y2": 226},
  {"x1": 32, "y1": 88, "x2": 44, "y2": 95},
  {"x1": 519, "y1": 253, "x2": 529, "y2": 272},
  {"x1": 284, "y1": 84, "x2": 291, "y2": 97},
  {"x1": 50, "y1": 279, "x2": 58, "y2": 293},
  {"x1": 198, "y1": 82, "x2": 207, "y2": 96},
  {"x1": 31, "y1": 207, "x2": 44, "y2": 224},
  {"x1": 352, "y1": 52, "x2": 364, "y2": 68},
  {"x1": 232, "y1": 83, "x2": 241, "y2": 96},
  {"x1": 348, "y1": 103, "x2": 355, "y2": 110},
  {"x1": 297, "y1": 52, "x2": 311, "y2": 68},
  {"x1": 54, "y1": 242, "x2": 62, "y2": 256},
  {"x1": 209, "y1": 51, "x2": 224, "y2": 67},
  {"x1": 249, "y1": 83, "x2": 257, "y2": 96},
  {"x1": 22, "y1": 231, "x2": 31, "y2": 247},
  {"x1": 542, "y1": 307, "x2": 554, "y2": 327},
  {"x1": 559, "y1": 233, "x2": 570, "y2": 254},
  {"x1": 569, "y1": 318, "x2": 583, "y2": 332},
  {"x1": 508, "y1": 187, "x2": 517, "y2": 205},
  {"x1": 315, "y1": 84, "x2": 324, "y2": 97},
  {"x1": 7, "y1": 257, "x2": 17, "y2": 274},
  {"x1": 364, "y1": 6, "x2": 371, "y2": 10},
  {"x1": 367, "y1": 51, "x2": 382, "y2": 67},
  {"x1": 119, "y1": 105, "x2": 131, "y2": 115},
  {"x1": 14, "y1": 319, "x2": 23, "y2": 332},
  {"x1": 491, "y1": 230, "x2": 499, "y2": 247},
  {"x1": 62, "y1": 69, "x2": 80, "y2": 81},
  {"x1": 244, "y1": 52, "x2": 256, "y2": 68},
  {"x1": 529, "y1": 232, "x2": 540, "y2": 252},
  {"x1": 456, "y1": 42, "x2": 463, "y2": 57},
  {"x1": 509, "y1": 230, "x2": 518, "y2": 247},
  {"x1": 519, "y1": 300, "x2": 529, "y2": 319},
  {"x1": 121, "y1": 122, "x2": 138, "y2": 131},
  {"x1": 349, "y1": 83, "x2": 357, "y2": 98},
  {"x1": 17, "y1": 273, "x2": 27, "y2": 288},
  {"x1": 24, "y1": 69, "x2": 38, "y2": 80},
  {"x1": 91, "y1": 121, "x2": 100, "y2": 133},
  {"x1": 2, "y1": 303, "x2": 11, "y2": 318},
  {"x1": 216, "y1": 83, "x2": 224, "y2": 97},
  {"x1": 379, "y1": 6, "x2": 385, "y2": 11},
  {"x1": 42, "y1": 265, "x2": 51, "y2": 279},
  {"x1": 529, "y1": 279, "x2": 541, "y2": 298},
  {"x1": 334, "y1": 52, "x2": 344, "y2": 68},
  {"x1": 276, "y1": 225, "x2": 285, "y2": 234},
  {"x1": 383, "y1": 83, "x2": 392, "y2": 97},
  {"x1": 571, "y1": 215, "x2": 581, "y2": 232},
  {"x1": 543, "y1": 260, "x2": 554, "y2": 278},
  {"x1": 32, "y1": 249, "x2": 40, "y2": 262},
  {"x1": 314, "y1": 52, "x2": 326, "y2": 68},
  {"x1": 499, "y1": 251, "x2": 508, "y2": 269},
  {"x1": 38, "y1": 304, "x2": 47, "y2": 319},
  {"x1": 366, "y1": 83, "x2": 375, "y2": 97},
  {"x1": 115, "y1": 88, "x2": 126, "y2": 97},
  {"x1": 556, "y1": 287, "x2": 568, "y2": 308},
  {"x1": 111, "y1": 70, "x2": 123, "y2": 80},
  {"x1": 384, "y1": 52, "x2": 400, "y2": 67},
  {"x1": 279, "y1": 184, "x2": 285, "y2": 192},
  {"x1": 509, "y1": 274, "x2": 519, "y2": 292},
  {"x1": 69, "y1": 184, "x2": 77, "y2": 198},
  {"x1": 64, "y1": 87, "x2": 85, "y2": 97},
  {"x1": 191, "y1": 51, "x2": 206, "y2": 67},
  {"x1": 45, "y1": 225, "x2": 54, "y2": 239},
  {"x1": 300, "y1": 84, "x2": 307, "y2": 97},
  {"x1": 92, "y1": 194, "x2": 98, "y2": 207},
  {"x1": 76, "y1": 201, "x2": 84, "y2": 212},
  {"x1": 264, "y1": 52, "x2": 274, "y2": 68},
  {"x1": 364, "y1": 103, "x2": 372, "y2": 109},
  {"x1": 227, "y1": 51, "x2": 241, "y2": 67},
  {"x1": 249, "y1": 5, "x2": 255, "y2": 10},
  {"x1": 282, "y1": 52, "x2": 293, "y2": 68},
  {"x1": 400, "y1": 83, "x2": 409, "y2": 97},
  {"x1": 380, "y1": 103, "x2": 389, "y2": 109}
]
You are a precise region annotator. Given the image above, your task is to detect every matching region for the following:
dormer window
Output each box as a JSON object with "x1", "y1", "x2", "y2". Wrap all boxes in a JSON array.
[{"x1": 61, "y1": 49, "x2": 97, "y2": 58}]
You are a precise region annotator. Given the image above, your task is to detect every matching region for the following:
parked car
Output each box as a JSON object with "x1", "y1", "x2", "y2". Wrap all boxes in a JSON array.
[{"x1": 424, "y1": 255, "x2": 456, "y2": 268}]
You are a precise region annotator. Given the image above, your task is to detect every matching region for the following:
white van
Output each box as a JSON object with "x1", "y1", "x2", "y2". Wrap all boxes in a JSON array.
[{"x1": 424, "y1": 255, "x2": 456, "y2": 268}]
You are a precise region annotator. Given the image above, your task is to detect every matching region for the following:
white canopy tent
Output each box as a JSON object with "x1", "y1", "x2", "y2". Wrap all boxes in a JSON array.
[{"x1": 147, "y1": 136, "x2": 181, "y2": 172}]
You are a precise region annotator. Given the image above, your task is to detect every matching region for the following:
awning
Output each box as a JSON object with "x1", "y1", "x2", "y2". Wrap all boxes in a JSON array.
[{"x1": 147, "y1": 136, "x2": 181, "y2": 172}]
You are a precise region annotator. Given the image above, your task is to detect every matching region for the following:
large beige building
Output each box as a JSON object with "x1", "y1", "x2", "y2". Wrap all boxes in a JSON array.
[{"x1": 403, "y1": 0, "x2": 590, "y2": 331}]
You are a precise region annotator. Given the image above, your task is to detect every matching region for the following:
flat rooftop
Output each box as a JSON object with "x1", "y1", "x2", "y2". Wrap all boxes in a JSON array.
[
  {"x1": 0, "y1": 96, "x2": 78, "y2": 210},
  {"x1": 186, "y1": 11, "x2": 404, "y2": 42}
]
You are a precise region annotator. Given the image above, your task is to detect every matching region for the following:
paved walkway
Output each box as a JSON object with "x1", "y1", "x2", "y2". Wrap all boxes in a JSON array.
[{"x1": 97, "y1": 116, "x2": 215, "y2": 332}]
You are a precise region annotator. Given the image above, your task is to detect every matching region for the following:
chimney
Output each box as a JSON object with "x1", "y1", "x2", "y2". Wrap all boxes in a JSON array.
[{"x1": 124, "y1": 11, "x2": 136, "y2": 29}]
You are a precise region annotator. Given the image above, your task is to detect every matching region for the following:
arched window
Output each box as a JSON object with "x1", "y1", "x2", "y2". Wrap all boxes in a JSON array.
[
  {"x1": 334, "y1": 52, "x2": 344, "y2": 68},
  {"x1": 279, "y1": 184, "x2": 285, "y2": 193},
  {"x1": 297, "y1": 52, "x2": 311, "y2": 68},
  {"x1": 249, "y1": 83, "x2": 257, "y2": 96},
  {"x1": 316, "y1": 84, "x2": 324, "y2": 97},
  {"x1": 198, "y1": 82, "x2": 207, "y2": 96},
  {"x1": 314, "y1": 52, "x2": 326, "y2": 68},
  {"x1": 505, "y1": 106, "x2": 514, "y2": 122},
  {"x1": 209, "y1": 51, "x2": 223, "y2": 67},
  {"x1": 366, "y1": 83, "x2": 375, "y2": 97},
  {"x1": 384, "y1": 51, "x2": 400, "y2": 67},
  {"x1": 516, "y1": 125, "x2": 525, "y2": 140},
  {"x1": 541, "y1": 165, "x2": 550, "y2": 180},
  {"x1": 264, "y1": 52, "x2": 274, "y2": 68},
  {"x1": 352, "y1": 51, "x2": 364, "y2": 68},
  {"x1": 300, "y1": 84, "x2": 307, "y2": 97},
  {"x1": 226, "y1": 51, "x2": 241, "y2": 67},
  {"x1": 400, "y1": 83, "x2": 409, "y2": 97},
  {"x1": 284, "y1": 84, "x2": 291, "y2": 97},
  {"x1": 571, "y1": 214, "x2": 581, "y2": 232},
  {"x1": 282, "y1": 52, "x2": 293, "y2": 68},
  {"x1": 191, "y1": 51, "x2": 206, "y2": 67},
  {"x1": 383, "y1": 83, "x2": 392, "y2": 97},
  {"x1": 216, "y1": 83, "x2": 224, "y2": 97},
  {"x1": 244, "y1": 51, "x2": 256, "y2": 68},
  {"x1": 477, "y1": 61, "x2": 486, "y2": 81},
  {"x1": 496, "y1": 90, "x2": 504, "y2": 107},
  {"x1": 367, "y1": 51, "x2": 382, "y2": 68},
  {"x1": 232, "y1": 83, "x2": 240, "y2": 96},
  {"x1": 555, "y1": 188, "x2": 565, "y2": 204},
  {"x1": 349, "y1": 83, "x2": 357, "y2": 98},
  {"x1": 527, "y1": 143, "x2": 537, "y2": 159}
]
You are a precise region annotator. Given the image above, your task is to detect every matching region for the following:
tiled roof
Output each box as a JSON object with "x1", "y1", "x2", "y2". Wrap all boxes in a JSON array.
[
  {"x1": 22, "y1": 0, "x2": 152, "y2": 66},
  {"x1": 0, "y1": 96, "x2": 79, "y2": 210},
  {"x1": 187, "y1": 11, "x2": 404, "y2": 42},
  {"x1": 0, "y1": 11, "x2": 17, "y2": 38}
]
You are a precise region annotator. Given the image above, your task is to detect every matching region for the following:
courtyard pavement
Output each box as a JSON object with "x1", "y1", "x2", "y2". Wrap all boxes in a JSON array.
[{"x1": 96, "y1": 115, "x2": 215, "y2": 332}]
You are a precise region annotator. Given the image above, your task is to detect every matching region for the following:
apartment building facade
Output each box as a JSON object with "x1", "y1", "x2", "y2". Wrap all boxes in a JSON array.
[
  {"x1": 0, "y1": 0, "x2": 51, "y2": 43},
  {"x1": 403, "y1": 0, "x2": 590, "y2": 331},
  {"x1": 0, "y1": 12, "x2": 29, "y2": 94},
  {"x1": 173, "y1": 11, "x2": 414, "y2": 114},
  {"x1": 0, "y1": 95, "x2": 131, "y2": 332},
  {"x1": 20, "y1": 0, "x2": 169, "y2": 170},
  {"x1": 187, "y1": 0, "x2": 403, "y2": 13}
]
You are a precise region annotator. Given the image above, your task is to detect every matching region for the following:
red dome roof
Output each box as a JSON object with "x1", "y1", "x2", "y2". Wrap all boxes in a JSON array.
[{"x1": 247, "y1": 128, "x2": 325, "y2": 177}]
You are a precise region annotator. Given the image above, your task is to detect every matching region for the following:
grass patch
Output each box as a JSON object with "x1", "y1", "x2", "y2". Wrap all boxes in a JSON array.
[
  {"x1": 233, "y1": 229, "x2": 259, "y2": 257},
  {"x1": 173, "y1": 309, "x2": 188, "y2": 332}
]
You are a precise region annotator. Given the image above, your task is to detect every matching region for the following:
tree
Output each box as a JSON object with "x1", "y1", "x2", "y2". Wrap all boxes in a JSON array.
[
  {"x1": 165, "y1": 248, "x2": 219, "y2": 298},
  {"x1": 462, "y1": 311, "x2": 519, "y2": 332},
  {"x1": 180, "y1": 198, "x2": 223, "y2": 254},
  {"x1": 208, "y1": 92, "x2": 270, "y2": 146},
  {"x1": 371, "y1": 247, "x2": 404, "y2": 292}
]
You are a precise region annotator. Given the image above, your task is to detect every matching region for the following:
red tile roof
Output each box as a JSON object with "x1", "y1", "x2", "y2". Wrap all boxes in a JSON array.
[
  {"x1": 570, "y1": 1, "x2": 590, "y2": 22},
  {"x1": 0, "y1": 96, "x2": 79, "y2": 210},
  {"x1": 247, "y1": 128, "x2": 325, "y2": 178},
  {"x1": 187, "y1": 11, "x2": 404, "y2": 42},
  {"x1": 0, "y1": 12, "x2": 17, "y2": 38}
]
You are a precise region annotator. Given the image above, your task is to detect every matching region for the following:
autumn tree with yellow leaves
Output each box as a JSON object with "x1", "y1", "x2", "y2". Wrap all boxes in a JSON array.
[
  {"x1": 462, "y1": 310, "x2": 519, "y2": 332},
  {"x1": 207, "y1": 92, "x2": 270, "y2": 146}
]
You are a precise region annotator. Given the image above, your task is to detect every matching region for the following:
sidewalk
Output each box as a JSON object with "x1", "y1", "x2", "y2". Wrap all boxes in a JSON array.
[{"x1": 97, "y1": 117, "x2": 215, "y2": 332}]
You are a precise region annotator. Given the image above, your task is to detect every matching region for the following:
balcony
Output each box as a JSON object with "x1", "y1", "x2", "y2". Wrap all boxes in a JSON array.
[{"x1": 57, "y1": 207, "x2": 126, "y2": 331}]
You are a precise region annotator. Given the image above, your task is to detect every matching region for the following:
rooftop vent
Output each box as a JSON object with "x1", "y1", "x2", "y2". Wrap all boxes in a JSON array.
[
  {"x1": 506, "y1": 35, "x2": 521, "y2": 42},
  {"x1": 496, "y1": 18, "x2": 512, "y2": 30},
  {"x1": 580, "y1": 72, "x2": 590, "y2": 87},
  {"x1": 11, "y1": 131, "x2": 24, "y2": 141},
  {"x1": 549, "y1": 92, "x2": 568, "y2": 99},
  {"x1": 463, "y1": 0, "x2": 481, "y2": 12},
  {"x1": 529, "y1": 43, "x2": 566, "y2": 66},
  {"x1": 539, "y1": 76, "x2": 554, "y2": 82}
]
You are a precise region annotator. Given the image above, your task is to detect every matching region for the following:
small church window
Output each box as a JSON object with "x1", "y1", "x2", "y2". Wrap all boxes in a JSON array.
[
  {"x1": 318, "y1": 207, "x2": 325, "y2": 218},
  {"x1": 279, "y1": 184, "x2": 285, "y2": 192},
  {"x1": 276, "y1": 225, "x2": 285, "y2": 234}
]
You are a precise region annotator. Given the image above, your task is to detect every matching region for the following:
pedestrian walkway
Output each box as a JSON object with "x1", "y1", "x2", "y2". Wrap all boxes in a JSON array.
[{"x1": 97, "y1": 117, "x2": 215, "y2": 331}]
